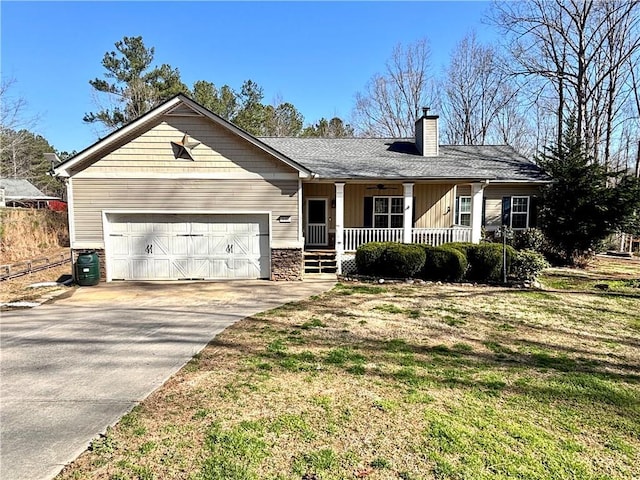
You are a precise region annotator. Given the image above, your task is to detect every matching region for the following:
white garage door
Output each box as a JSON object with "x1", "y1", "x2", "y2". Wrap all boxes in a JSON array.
[{"x1": 107, "y1": 214, "x2": 269, "y2": 280}]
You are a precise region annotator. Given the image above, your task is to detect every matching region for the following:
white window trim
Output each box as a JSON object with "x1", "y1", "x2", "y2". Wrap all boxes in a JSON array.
[
  {"x1": 373, "y1": 196, "x2": 404, "y2": 228},
  {"x1": 510, "y1": 196, "x2": 530, "y2": 230},
  {"x1": 456, "y1": 195, "x2": 472, "y2": 226}
]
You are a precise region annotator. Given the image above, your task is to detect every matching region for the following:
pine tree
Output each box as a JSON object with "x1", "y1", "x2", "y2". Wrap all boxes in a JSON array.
[{"x1": 538, "y1": 118, "x2": 640, "y2": 264}]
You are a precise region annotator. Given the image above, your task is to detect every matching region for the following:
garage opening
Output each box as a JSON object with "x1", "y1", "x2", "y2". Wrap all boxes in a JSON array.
[{"x1": 106, "y1": 213, "x2": 270, "y2": 280}]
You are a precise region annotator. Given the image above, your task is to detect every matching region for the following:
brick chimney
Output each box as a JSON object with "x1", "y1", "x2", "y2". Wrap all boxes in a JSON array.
[{"x1": 415, "y1": 107, "x2": 439, "y2": 157}]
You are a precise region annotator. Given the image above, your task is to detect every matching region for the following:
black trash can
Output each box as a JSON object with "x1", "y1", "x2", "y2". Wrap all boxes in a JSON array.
[{"x1": 75, "y1": 252, "x2": 100, "y2": 286}]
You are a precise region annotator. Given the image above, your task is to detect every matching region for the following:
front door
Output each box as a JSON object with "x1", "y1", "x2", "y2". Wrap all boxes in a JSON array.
[{"x1": 306, "y1": 198, "x2": 328, "y2": 246}]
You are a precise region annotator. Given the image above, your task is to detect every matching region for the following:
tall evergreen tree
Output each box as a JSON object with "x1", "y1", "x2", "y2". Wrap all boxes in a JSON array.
[
  {"x1": 538, "y1": 117, "x2": 640, "y2": 264},
  {"x1": 84, "y1": 36, "x2": 188, "y2": 131}
]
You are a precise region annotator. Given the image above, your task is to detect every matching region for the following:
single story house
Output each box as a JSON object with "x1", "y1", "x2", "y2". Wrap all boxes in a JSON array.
[
  {"x1": 0, "y1": 178, "x2": 60, "y2": 208},
  {"x1": 53, "y1": 94, "x2": 549, "y2": 281}
]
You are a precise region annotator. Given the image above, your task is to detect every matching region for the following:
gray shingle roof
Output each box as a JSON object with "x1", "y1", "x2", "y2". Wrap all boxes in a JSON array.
[
  {"x1": 0, "y1": 178, "x2": 57, "y2": 200},
  {"x1": 258, "y1": 138, "x2": 549, "y2": 182}
]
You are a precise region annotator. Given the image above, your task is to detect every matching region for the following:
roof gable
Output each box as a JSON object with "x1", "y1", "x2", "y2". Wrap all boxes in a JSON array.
[{"x1": 54, "y1": 95, "x2": 311, "y2": 178}]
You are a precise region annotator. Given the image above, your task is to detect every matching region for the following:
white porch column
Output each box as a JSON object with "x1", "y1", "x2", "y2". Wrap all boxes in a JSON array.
[
  {"x1": 471, "y1": 182, "x2": 486, "y2": 244},
  {"x1": 403, "y1": 183, "x2": 414, "y2": 243},
  {"x1": 335, "y1": 182, "x2": 345, "y2": 274}
]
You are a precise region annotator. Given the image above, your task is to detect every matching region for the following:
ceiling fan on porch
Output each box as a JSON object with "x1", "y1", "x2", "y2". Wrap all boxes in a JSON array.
[{"x1": 366, "y1": 184, "x2": 398, "y2": 190}]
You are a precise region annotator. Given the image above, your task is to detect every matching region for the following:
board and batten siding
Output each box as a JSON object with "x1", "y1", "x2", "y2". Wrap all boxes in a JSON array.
[
  {"x1": 456, "y1": 184, "x2": 542, "y2": 228},
  {"x1": 73, "y1": 114, "x2": 298, "y2": 177},
  {"x1": 71, "y1": 178, "x2": 299, "y2": 248},
  {"x1": 303, "y1": 183, "x2": 455, "y2": 229}
]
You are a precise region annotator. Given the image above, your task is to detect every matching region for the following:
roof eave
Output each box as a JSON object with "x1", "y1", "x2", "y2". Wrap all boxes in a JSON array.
[{"x1": 54, "y1": 94, "x2": 313, "y2": 178}]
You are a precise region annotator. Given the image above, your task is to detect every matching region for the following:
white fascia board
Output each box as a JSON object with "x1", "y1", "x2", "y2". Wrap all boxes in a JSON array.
[
  {"x1": 53, "y1": 97, "x2": 184, "y2": 177},
  {"x1": 54, "y1": 94, "x2": 313, "y2": 179}
]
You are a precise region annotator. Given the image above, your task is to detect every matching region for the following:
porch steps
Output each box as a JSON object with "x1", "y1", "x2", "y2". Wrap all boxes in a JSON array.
[{"x1": 304, "y1": 250, "x2": 337, "y2": 275}]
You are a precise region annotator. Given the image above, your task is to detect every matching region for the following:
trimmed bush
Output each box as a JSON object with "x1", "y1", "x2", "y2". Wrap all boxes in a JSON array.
[
  {"x1": 465, "y1": 243, "x2": 516, "y2": 283},
  {"x1": 355, "y1": 242, "x2": 388, "y2": 275},
  {"x1": 355, "y1": 242, "x2": 426, "y2": 278},
  {"x1": 446, "y1": 242, "x2": 475, "y2": 258},
  {"x1": 421, "y1": 245, "x2": 468, "y2": 282},
  {"x1": 381, "y1": 243, "x2": 426, "y2": 278},
  {"x1": 511, "y1": 249, "x2": 550, "y2": 281}
]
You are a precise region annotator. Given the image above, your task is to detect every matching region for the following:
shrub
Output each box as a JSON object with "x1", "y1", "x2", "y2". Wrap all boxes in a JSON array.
[
  {"x1": 422, "y1": 245, "x2": 468, "y2": 282},
  {"x1": 382, "y1": 243, "x2": 426, "y2": 278},
  {"x1": 511, "y1": 249, "x2": 550, "y2": 282},
  {"x1": 465, "y1": 243, "x2": 516, "y2": 283},
  {"x1": 446, "y1": 242, "x2": 475, "y2": 257},
  {"x1": 513, "y1": 228, "x2": 547, "y2": 253},
  {"x1": 355, "y1": 242, "x2": 426, "y2": 278},
  {"x1": 355, "y1": 242, "x2": 388, "y2": 275}
]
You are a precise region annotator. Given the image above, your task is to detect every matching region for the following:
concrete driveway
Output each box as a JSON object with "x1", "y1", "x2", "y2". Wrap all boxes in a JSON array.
[{"x1": 0, "y1": 278, "x2": 334, "y2": 480}]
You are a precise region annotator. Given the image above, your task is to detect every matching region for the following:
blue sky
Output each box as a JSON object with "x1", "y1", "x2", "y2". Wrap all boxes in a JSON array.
[{"x1": 1, "y1": 1, "x2": 495, "y2": 153}]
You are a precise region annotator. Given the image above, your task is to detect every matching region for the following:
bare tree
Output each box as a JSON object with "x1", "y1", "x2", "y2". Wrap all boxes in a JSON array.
[
  {"x1": 352, "y1": 39, "x2": 435, "y2": 137},
  {"x1": 441, "y1": 32, "x2": 521, "y2": 146},
  {"x1": 0, "y1": 77, "x2": 41, "y2": 177},
  {"x1": 491, "y1": 0, "x2": 640, "y2": 166}
]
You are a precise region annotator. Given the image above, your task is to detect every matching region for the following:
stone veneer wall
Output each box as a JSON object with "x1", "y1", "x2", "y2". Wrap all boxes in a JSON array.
[
  {"x1": 271, "y1": 248, "x2": 303, "y2": 281},
  {"x1": 71, "y1": 248, "x2": 106, "y2": 281}
]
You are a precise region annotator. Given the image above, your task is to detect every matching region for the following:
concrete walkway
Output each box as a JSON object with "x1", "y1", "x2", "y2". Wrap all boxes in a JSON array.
[{"x1": 0, "y1": 279, "x2": 335, "y2": 480}]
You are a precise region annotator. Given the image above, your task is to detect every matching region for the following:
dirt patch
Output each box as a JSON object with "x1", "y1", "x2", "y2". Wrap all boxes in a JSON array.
[
  {"x1": 0, "y1": 261, "x2": 73, "y2": 304},
  {"x1": 0, "y1": 208, "x2": 69, "y2": 263}
]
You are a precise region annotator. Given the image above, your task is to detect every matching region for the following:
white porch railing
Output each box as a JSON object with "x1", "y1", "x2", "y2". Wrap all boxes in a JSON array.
[
  {"x1": 344, "y1": 228, "x2": 404, "y2": 251},
  {"x1": 307, "y1": 224, "x2": 327, "y2": 246},
  {"x1": 343, "y1": 227, "x2": 472, "y2": 251},
  {"x1": 412, "y1": 227, "x2": 472, "y2": 246}
]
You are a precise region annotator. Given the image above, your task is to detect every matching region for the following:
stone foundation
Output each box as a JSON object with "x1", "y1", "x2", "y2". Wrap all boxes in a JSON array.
[
  {"x1": 271, "y1": 248, "x2": 303, "y2": 281},
  {"x1": 71, "y1": 248, "x2": 106, "y2": 282}
]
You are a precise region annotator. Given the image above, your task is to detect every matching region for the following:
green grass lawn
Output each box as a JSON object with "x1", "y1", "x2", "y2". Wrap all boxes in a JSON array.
[{"x1": 58, "y1": 257, "x2": 640, "y2": 480}]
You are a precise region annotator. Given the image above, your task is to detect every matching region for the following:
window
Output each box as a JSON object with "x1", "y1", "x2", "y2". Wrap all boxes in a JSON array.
[
  {"x1": 455, "y1": 196, "x2": 471, "y2": 226},
  {"x1": 373, "y1": 197, "x2": 404, "y2": 228},
  {"x1": 510, "y1": 196, "x2": 529, "y2": 229}
]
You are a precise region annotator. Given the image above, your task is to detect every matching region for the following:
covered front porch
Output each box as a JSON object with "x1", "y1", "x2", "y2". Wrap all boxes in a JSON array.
[{"x1": 302, "y1": 181, "x2": 484, "y2": 274}]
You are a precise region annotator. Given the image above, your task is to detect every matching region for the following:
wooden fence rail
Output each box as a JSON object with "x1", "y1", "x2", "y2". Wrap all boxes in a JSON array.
[{"x1": 0, "y1": 251, "x2": 72, "y2": 281}]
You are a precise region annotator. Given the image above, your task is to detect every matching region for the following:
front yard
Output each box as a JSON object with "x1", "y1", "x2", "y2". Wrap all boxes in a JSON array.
[{"x1": 58, "y1": 257, "x2": 639, "y2": 480}]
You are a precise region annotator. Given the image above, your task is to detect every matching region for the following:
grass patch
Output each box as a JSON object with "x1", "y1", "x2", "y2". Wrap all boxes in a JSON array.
[
  {"x1": 57, "y1": 257, "x2": 640, "y2": 480},
  {"x1": 373, "y1": 303, "x2": 405, "y2": 314},
  {"x1": 333, "y1": 283, "x2": 386, "y2": 295}
]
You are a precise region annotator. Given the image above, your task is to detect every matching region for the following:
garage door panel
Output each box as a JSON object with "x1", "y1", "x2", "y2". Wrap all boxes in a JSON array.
[
  {"x1": 108, "y1": 214, "x2": 270, "y2": 280},
  {"x1": 112, "y1": 259, "x2": 130, "y2": 280},
  {"x1": 169, "y1": 236, "x2": 189, "y2": 256},
  {"x1": 111, "y1": 237, "x2": 130, "y2": 256},
  {"x1": 171, "y1": 259, "x2": 189, "y2": 279},
  {"x1": 131, "y1": 259, "x2": 150, "y2": 279},
  {"x1": 152, "y1": 258, "x2": 171, "y2": 279}
]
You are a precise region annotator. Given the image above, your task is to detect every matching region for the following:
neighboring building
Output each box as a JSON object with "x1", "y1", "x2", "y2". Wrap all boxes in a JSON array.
[
  {"x1": 0, "y1": 178, "x2": 60, "y2": 208},
  {"x1": 53, "y1": 95, "x2": 549, "y2": 282}
]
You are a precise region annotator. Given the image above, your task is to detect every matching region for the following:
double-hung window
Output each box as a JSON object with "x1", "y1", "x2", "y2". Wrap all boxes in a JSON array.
[
  {"x1": 374, "y1": 197, "x2": 404, "y2": 228},
  {"x1": 510, "y1": 196, "x2": 529, "y2": 229},
  {"x1": 455, "y1": 196, "x2": 472, "y2": 226}
]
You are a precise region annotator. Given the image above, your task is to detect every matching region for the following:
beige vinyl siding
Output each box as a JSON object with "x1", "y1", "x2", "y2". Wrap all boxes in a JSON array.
[
  {"x1": 72, "y1": 178, "x2": 299, "y2": 246},
  {"x1": 484, "y1": 185, "x2": 541, "y2": 229},
  {"x1": 74, "y1": 115, "x2": 297, "y2": 176}
]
